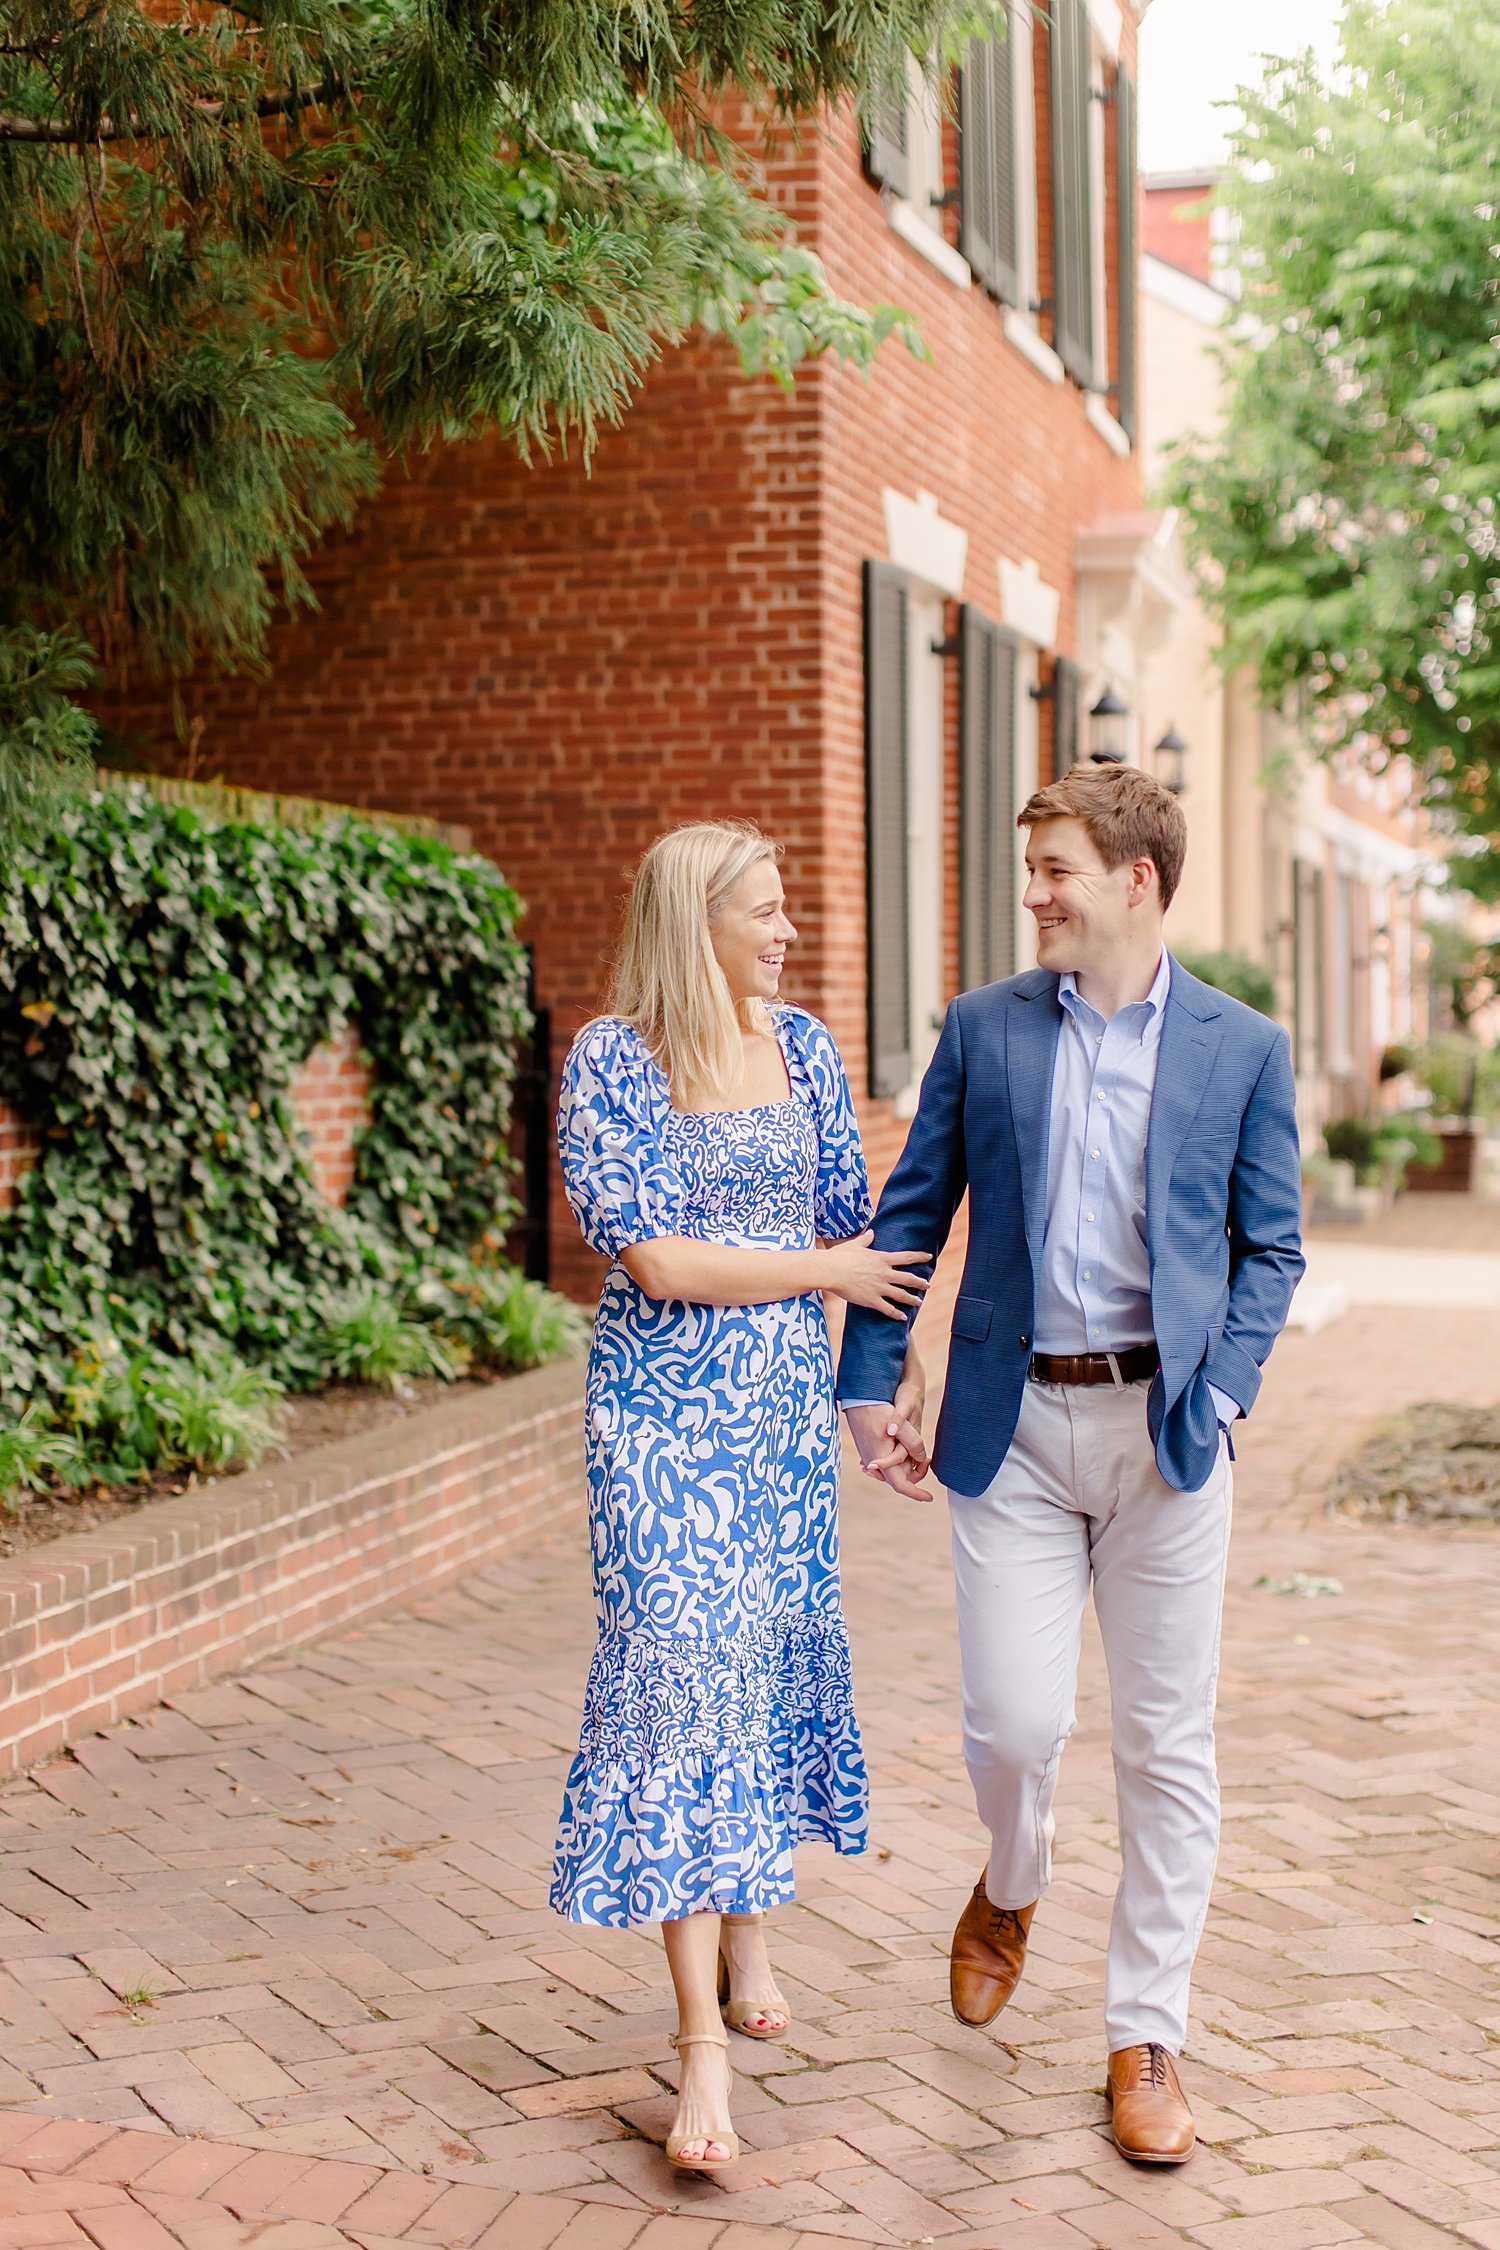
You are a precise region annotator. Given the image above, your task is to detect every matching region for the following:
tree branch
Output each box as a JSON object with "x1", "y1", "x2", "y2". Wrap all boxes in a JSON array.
[{"x1": 0, "y1": 79, "x2": 336, "y2": 142}]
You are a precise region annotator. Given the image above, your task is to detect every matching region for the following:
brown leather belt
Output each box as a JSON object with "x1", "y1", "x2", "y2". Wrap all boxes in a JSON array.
[{"x1": 1029, "y1": 1343, "x2": 1160, "y2": 1387}]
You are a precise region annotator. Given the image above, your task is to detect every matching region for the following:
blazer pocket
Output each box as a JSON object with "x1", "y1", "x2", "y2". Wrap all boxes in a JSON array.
[{"x1": 951, "y1": 1295, "x2": 994, "y2": 1343}]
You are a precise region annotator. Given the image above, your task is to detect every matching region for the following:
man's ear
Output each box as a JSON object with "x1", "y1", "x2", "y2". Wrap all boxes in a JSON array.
[{"x1": 1127, "y1": 855, "x2": 1160, "y2": 907}]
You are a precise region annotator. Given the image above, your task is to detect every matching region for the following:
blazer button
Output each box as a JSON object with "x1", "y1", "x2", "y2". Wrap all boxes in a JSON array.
[{"x1": 1019, "y1": 1334, "x2": 1030, "y2": 1347}]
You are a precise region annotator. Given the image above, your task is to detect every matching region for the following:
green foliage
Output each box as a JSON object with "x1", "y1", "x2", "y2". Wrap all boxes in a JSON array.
[
  {"x1": 1324, "y1": 1108, "x2": 1442, "y2": 1188},
  {"x1": 49, "y1": 1325, "x2": 288, "y2": 1487},
  {"x1": 0, "y1": 0, "x2": 948, "y2": 836},
  {"x1": 0, "y1": 1403, "x2": 86, "y2": 1508},
  {"x1": 1176, "y1": 948, "x2": 1277, "y2": 1018},
  {"x1": 1413, "y1": 1032, "x2": 1500, "y2": 1121},
  {"x1": 412, "y1": 1252, "x2": 591, "y2": 1372},
  {"x1": 0, "y1": 781, "x2": 539, "y2": 1415},
  {"x1": 319, "y1": 1284, "x2": 468, "y2": 1392},
  {"x1": 1168, "y1": 1, "x2": 1500, "y2": 875}
]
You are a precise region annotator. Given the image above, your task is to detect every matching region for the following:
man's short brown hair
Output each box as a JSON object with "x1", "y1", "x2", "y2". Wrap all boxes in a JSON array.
[{"x1": 1016, "y1": 764, "x2": 1187, "y2": 909}]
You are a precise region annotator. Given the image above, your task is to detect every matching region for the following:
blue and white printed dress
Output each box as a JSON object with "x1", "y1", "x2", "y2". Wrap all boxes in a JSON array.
[{"x1": 550, "y1": 1005, "x2": 873, "y2": 1927}]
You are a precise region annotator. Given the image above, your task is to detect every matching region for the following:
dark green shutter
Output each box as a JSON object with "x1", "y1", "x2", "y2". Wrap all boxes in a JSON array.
[
  {"x1": 960, "y1": 607, "x2": 1020, "y2": 991},
  {"x1": 863, "y1": 562, "x2": 912, "y2": 1099},
  {"x1": 1114, "y1": 66, "x2": 1138, "y2": 441},
  {"x1": 1053, "y1": 654, "x2": 1082, "y2": 776},
  {"x1": 1049, "y1": 0, "x2": 1095, "y2": 386},
  {"x1": 960, "y1": 17, "x2": 1019, "y2": 306},
  {"x1": 864, "y1": 83, "x2": 911, "y2": 200}
]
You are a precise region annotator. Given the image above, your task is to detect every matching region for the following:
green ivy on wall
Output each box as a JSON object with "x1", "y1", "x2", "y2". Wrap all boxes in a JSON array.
[{"x1": 0, "y1": 782, "x2": 531, "y2": 1414}]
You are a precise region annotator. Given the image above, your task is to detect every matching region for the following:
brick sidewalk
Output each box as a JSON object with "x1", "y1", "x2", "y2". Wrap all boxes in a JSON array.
[{"x1": 3, "y1": 1305, "x2": 1500, "y2": 2249}]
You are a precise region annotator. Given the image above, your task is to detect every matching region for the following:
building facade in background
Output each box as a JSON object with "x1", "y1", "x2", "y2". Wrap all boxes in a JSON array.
[
  {"x1": 1140, "y1": 169, "x2": 1440, "y2": 1135},
  {"x1": 97, "y1": 2, "x2": 1178, "y2": 1291}
]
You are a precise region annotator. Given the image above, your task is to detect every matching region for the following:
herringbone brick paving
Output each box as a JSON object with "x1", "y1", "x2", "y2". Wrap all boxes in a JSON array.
[{"x1": 3, "y1": 1293, "x2": 1500, "y2": 2249}]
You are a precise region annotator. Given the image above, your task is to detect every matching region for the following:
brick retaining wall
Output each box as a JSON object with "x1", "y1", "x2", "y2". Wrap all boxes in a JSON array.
[{"x1": 0, "y1": 1358, "x2": 585, "y2": 1778}]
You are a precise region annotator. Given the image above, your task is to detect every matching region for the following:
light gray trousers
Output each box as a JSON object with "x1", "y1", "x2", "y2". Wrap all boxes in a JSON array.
[{"x1": 947, "y1": 1375, "x2": 1232, "y2": 2052}]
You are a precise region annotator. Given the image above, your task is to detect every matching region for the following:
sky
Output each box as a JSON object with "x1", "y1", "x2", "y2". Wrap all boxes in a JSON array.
[{"x1": 1137, "y1": 0, "x2": 1345, "y2": 175}]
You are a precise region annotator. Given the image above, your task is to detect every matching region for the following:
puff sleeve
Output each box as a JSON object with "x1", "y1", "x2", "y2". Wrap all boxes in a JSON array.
[
  {"x1": 557, "y1": 1020, "x2": 689, "y2": 1261},
  {"x1": 785, "y1": 1010, "x2": 873, "y2": 1243}
]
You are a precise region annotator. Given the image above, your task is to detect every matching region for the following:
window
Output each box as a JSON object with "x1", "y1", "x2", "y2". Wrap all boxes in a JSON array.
[
  {"x1": 959, "y1": 608, "x2": 1022, "y2": 990},
  {"x1": 863, "y1": 84, "x2": 910, "y2": 200},
  {"x1": 1049, "y1": 0, "x2": 1096, "y2": 388},
  {"x1": 1112, "y1": 64, "x2": 1138, "y2": 440},
  {"x1": 960, "y1": 18, "x2": 1019, "y2": 305},
  {"x1": 1052, "y1": 655, "x2": 1083, "y2": 777},
  {"x1": 864, "y1": 56, "x2": 972, "y2": 288},
  {"x1": 863, "y1": 562, "x2": 913, "y2": 1100}
]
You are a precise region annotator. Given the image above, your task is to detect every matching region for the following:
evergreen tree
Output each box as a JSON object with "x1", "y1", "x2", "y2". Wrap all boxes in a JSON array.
[
  {"x1": 0, "y1": 0, "x2": 954, "y2": 834},
  {"x1": 1169, "y1": 0, "x2": 1500, "y2": 886}
]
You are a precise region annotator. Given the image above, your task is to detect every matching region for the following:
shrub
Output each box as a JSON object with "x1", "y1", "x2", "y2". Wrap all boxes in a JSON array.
[
  {"x1": 318, "y1": 1285, "x2": 469, "y2": 1392},
  {"x1": 1176, "y1": 949, "x2": 1278, "y2": 1017},
  {"x1": 412, "y1": 1253, "x2": 589, "y2": 1372},
  {"x1": 1414, "y1": 1033, "x2": 1500, "y2": 1122},
  {"x1": 0, "y1": 781, "x2": 532, "y2": 1414},
  {"x1": 143, "y1": 1348, "x2": 289, "y2": 1476},
  {"x1": 1325, "y1": 1109, "x2": 1443, "y2": 1188},
  {"x1": 0, "y1": 1405, "x2": 86, "y2": 1510}
]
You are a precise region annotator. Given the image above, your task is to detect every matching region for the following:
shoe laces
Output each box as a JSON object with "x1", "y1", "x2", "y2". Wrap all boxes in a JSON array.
[{"x1": 1137, "y1": 2042, "x2": 1170, "y2": 2086}]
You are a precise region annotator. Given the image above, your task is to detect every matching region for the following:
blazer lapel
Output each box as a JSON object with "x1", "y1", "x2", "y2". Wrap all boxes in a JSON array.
[
  {"x1": 1006, "y1": 972, "x2": 1063, "y2": 1274},
  {"x1": 1145, "y1": 965, "x2": 1224, "y2": 1267}
]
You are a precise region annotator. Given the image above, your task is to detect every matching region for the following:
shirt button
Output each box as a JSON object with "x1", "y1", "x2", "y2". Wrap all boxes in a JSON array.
[
  {"x1": 1086, "y1": 1211, "x2": 1096, "y2": 1222},
  {"x1": 1092, "y1": 1326, "x2": 1102, "y2": 1337},
  {"x1": 1090, "y1": 1149, "x2": 1101, "y2": 1161},
  {"x1": 1083, "y1": 1269, "x2": 1092, "y2": 1280}
]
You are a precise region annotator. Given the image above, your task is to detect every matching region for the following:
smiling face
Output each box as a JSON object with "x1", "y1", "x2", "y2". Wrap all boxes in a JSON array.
[
  {"x1": 1022, "y1": 815, "x2": 1158, "y2": 979},
  {"x1": 710, "y1": 857, "x2": 797, "y2": 1005}
]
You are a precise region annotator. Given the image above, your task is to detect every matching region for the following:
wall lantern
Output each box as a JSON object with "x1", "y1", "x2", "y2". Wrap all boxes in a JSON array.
[
  {"x1": 1154, "y1": 723, "x2": 1189, "y2": 796},
  {"x1": 1087, "y1": 684, "x2": 1131, "y2": 765}
]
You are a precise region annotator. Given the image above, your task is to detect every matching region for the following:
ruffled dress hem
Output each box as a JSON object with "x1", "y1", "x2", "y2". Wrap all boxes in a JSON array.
[{"x1": 550, "y1": 1613, "x2": 869, "y2": 1928}]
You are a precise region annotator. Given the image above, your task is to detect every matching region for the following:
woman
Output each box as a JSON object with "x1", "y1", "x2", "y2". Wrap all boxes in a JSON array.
[{"x1": 552, "y1": 820, "x2": 927, "y2": 2173}]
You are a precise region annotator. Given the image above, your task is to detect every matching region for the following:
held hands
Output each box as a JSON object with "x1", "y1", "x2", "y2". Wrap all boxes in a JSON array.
[
  {"x1": 823, "y1": 1230, "x2": 932, "y2": 1320},
  {"x1": 843, "y1": 1358, "x2": 934, "y2": 1505}
]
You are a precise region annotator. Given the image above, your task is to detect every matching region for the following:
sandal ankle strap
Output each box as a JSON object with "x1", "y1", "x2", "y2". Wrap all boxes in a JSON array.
[{"x1": 669, "y1": 2030, "x2": 730, "y2": 2051}]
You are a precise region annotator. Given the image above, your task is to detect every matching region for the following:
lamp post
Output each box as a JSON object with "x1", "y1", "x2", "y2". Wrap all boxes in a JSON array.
[
  {"x1": 1154, "y1": 723, "x2": 1189, "y2": 796},
  {"x1": 1087, "y1": 684, "x2": 1130, "y2": 765}
]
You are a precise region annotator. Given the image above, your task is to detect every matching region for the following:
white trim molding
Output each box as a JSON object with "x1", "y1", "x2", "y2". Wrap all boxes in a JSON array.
[
  {"x1": 888, "y1": 196, "x2": 973, "y2": 289},
  {"x1": 1004, "y1": 309, "x2": 1066, "y2": 383},
  {"x1": 883, "y1": 487, "x2": 969, "y2": 597},
  {"x1": 1085, "y1": 393, "x2": 1132, "y2": 457},
  {"x1": 1142, "y1": 252, "x2": 1230, "y2": 329},
  {"x1": 998, "y1": 556, "x2": 1062, "y2": 648},
  {"x1": 1089, "y1": 0, "x2": 1123, "y2": 60}
]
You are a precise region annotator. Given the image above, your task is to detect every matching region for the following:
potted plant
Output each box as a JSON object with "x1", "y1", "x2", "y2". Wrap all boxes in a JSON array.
[{"x1": 1406, "y1": 1035, "x2": 1500, "y2": 1192}]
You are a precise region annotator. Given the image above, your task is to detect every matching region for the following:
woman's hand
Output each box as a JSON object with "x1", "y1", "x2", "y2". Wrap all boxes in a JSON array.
[{"x1": 822, "y1": 1232, "x2": 931, "y2": 1320}]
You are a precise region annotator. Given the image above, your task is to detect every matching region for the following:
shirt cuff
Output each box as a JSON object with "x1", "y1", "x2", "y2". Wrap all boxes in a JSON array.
[
  {"x1": 1208, "y1": 1383, "x2": 1242, "y2": 1428},
  {"x1": 841, "y1": 1398, "x2": 895, "y2": 1412}
]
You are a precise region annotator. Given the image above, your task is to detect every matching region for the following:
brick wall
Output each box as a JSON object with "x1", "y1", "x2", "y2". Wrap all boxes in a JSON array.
[
  {"x1": 0, "y1": 1027, "x2": 372, "y2": 1218},
  {"x1": 0, "y1": 1107, "x2": 42, "y2": 1214},
  {"x1": 0, "y1": 1359, "x2": 584, "y2": 1778},
  {"x1": 89, "y1": 54, "x2": 1143, "y2": 1289},
  {"x1": 289, "y1": 1024, "x2": 373, "y2": 1208}
]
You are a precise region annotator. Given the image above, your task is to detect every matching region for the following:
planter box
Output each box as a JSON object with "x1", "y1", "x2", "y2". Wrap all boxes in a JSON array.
[
  {"x1": 1404, "y1": 1125, "x2": 1478, "y2": 1194},
  {"x1": 0, "y1": 1358, "x2": 586, "y2": 1778}
]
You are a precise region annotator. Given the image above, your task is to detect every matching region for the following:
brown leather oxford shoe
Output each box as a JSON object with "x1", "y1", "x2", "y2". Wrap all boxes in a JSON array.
[
  {"x1": 1107, "y1": 2043, "x2": 1196, "y2": 2164},
  {"x1": 949, "y1": 1876, "x2": 1037, "y2": 2028}
]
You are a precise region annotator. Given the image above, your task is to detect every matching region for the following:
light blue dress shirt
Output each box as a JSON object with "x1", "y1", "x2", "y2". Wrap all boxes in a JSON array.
[
  {"x1": 1034, "y1": 952, "x2": 1237, "y2": 1425},
  {"x1": 851, "y1": 953, "x2": 1239, "y2": 1428}
]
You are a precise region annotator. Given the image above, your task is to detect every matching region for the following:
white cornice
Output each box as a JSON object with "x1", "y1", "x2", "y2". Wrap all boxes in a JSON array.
[{"x1": 1143, "y1": 252, "x2": 1231, "y2": 328}]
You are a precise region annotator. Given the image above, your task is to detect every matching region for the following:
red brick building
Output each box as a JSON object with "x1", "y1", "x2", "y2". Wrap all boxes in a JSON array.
[{"x1": 99, "y1": 0, "x2": 1164, "y2": 1294}]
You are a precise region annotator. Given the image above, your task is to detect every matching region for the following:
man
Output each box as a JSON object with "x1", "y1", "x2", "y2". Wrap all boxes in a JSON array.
[{"x1": 840, "y1": 765, "x2": 1303, "y2": 2165}]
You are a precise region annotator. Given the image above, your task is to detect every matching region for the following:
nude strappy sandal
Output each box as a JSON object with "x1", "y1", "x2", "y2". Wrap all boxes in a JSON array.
[
  {"x1": 717, "y1": 1913, "x2": 791, "y2": 2041},
  {"x1": 665, "y1": 2029, "x2": 738, "y2": 2172}
]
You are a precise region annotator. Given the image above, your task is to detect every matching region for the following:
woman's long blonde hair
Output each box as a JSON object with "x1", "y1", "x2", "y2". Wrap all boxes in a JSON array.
[{"x1": 609, "y1": 820, "x2": 783, "y2": 1107}]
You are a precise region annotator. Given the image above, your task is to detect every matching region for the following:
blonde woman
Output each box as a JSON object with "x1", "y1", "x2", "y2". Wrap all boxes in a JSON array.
[{"x1": 552, "y1": 821, "x2": 927, "y2": 2173}]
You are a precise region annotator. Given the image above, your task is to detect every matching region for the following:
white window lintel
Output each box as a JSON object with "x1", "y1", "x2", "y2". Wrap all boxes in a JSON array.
[
  {"x1": 998, "y1": 557, "x2": 1062, "y2": 648},
  {"x1": 883, "y1": 487, "x2": 969, "y2": 598}
]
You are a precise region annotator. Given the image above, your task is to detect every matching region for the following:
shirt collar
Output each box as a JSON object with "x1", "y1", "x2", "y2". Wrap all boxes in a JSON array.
[{"x1": 1059, "y1": 951, "x2": 1172, "y2": 1031}]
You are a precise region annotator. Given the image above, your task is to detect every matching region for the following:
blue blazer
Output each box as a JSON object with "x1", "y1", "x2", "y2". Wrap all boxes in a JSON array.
[{"x1": 838, "y1": 960, "x2": 1305, "y2": 1496}]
